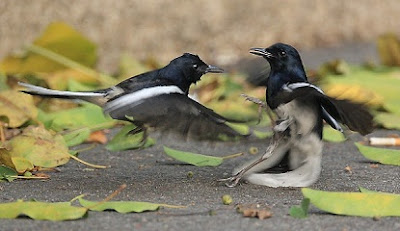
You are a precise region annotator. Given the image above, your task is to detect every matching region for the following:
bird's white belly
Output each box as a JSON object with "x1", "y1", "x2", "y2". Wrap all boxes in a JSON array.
[{"x1": 274, "y1": 100, "x2": 317, "y2": 135}]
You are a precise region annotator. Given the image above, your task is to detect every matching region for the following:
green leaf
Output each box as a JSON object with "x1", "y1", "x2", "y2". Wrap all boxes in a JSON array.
[
  {"x1": 163, "y1": 146, "x2": 223, "y2": 167},
  {"x1": 322, "y1": 66, "x2": 400, "y2": 116},
  {"x1": 302, "y1": 188, "x2": 400, "y2": 217},
  {"x1": 359, "y1": 186, "x2": 378, "y2": 193},
  {"x1": 62, "y1": 127, "x2": 91, "y2": 147},
  {"x1": 0, "y1": 200, "x2": 87, "y2": 221},
  {"x1": 106, "y1": 124, "x2": 155, "y2": 151},
  {"x1": 355, "y1": 142, "x2": 400, "y2": 166},
  {"x1": 0, "y1": 90, "x2": 38, "y2": 127},
  {"x1": 78, "y1": 197, "x2": 181, "y2": 213},
  {"x1": 0, "y1": 126, "x2": 70, "y2": 172},
  {"x1": 0, "y1": 165, "x2": 18, "y2": 182},
  {"x1": 253, "y1": 130, "x2": 273, "y2": 139},
  {"x1": 289, "y1": 198, "x2": 310, "y2": 218},
  {"x1": 39, "y1": 103, "x2": 114, "y2": 131},
  {"x1": 374, "y1": 112, "x2": 400, "y2": 130},
  {"x1": 323, "y1": 126, "x2": 346, "y2": 142}
]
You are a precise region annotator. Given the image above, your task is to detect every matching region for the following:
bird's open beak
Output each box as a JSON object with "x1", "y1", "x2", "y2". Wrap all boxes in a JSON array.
[
  {"x1": 205, "y1": 65, "x2": 224, "y2": 73},
  {"x1": 249, "y1": 48, "x2": 274, "y2": 58}
]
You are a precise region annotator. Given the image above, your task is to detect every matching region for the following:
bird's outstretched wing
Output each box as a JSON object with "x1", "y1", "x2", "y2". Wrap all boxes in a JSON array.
[
  {"x1": 106, "y1": 93, "x2": 246, "y2": 140},
  {"x1": 279, "y1": 83, "x2": 374, "y2": 135}
]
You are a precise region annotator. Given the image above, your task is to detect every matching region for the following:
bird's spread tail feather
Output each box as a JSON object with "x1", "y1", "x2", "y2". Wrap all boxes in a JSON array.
[{"x1": 18, "y1": 82, "x2": 107, "y2": 106}]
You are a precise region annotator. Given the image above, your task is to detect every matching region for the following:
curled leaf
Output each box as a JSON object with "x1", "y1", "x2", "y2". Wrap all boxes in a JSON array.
[
  {"x1": 0, "y1": 126, "x2": 70, "y2": 173},
  {"x1": 0, "y1": 91, "x2": 38, "y2": 127}
]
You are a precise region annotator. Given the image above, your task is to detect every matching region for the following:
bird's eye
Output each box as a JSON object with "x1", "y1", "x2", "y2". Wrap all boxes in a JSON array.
[
  {"x1": 280, "y1": 51, "x2": 286, "y2": 57},
  {"x1": 193, "y1": 64, "x2": 198, "y2": 69}
]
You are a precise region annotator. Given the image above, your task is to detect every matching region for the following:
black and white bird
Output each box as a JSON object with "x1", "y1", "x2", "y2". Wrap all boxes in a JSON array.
[
  {"x1": 19, "y1": 53, "x2": 244, "y2": 140},
  {"x1": 224, "y1": 43, "x2": 373, "y2": 187}
]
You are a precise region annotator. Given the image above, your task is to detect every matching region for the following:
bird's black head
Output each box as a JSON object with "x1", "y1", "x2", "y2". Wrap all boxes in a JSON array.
[
  {"x1": 249, "y1": 43, "x2": 307, "y2": 82},
  {"x1": 167, "y1": 53, "x2": 224, "y2": 85}
]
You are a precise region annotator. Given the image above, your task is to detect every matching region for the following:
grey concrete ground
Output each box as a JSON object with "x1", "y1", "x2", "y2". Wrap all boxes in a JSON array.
[
  {"x1": 1, "y1": 44, "x2": 400, "y2": 230},
  {"x1": 1, "y1": 129, "x2": 400, "y2": 231}
]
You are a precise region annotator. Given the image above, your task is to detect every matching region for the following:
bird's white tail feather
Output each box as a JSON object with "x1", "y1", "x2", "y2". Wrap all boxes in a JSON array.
[
  {"x1": 18, "y1": 82, "x2": 107, "y2": 106},
  {"x1": 18, "y1": 82, "x2": 105, "y2": 97}
]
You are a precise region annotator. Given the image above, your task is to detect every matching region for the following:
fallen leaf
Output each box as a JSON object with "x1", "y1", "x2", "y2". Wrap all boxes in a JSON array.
[
  {"x1": 39, "y1": 103, "x2": 114, "y2": 132},
  {"x1": 238, "y1": 204, "x2": 272, "y2": 220},
  {"x1": 86, "y1": 130, "x2": 107, "y2": 144},
  {"x1": 106, "y1": 124, "x2": 155, "y2": 151},
  {"x1": 369, "y1": 164, "x2": 379, "y2": 168},
  {"x1": 62, "y1": 127, "x2": 91, "y2": 147},
  {"x1": 0, "y1": 126, "x2": 70, "y2": 173},
  {"x1": 302, "y1": 188, "x2": 400, "y2": 217},
  {"x1": 289, "y1": 198, "x2": 310, "y2": 219},
  {"x1": 377, "y1": 33, "x2": 400, "y2": 66},
  {"x1": 0, "y1": 200, "x2": 87, "y2": 221},
  {"x1": 344, "y1": 166, "x2": 353, "y2": 174},
  {"x1": 355, "y1": 142, "x2": 400, "y2": 166},
  {"x1": 374, "y1": 113, "x2": 400, "y2": 130},
  {"x1": 78, "y1": 197, "x2": 182, "y2": 213},
  {"x1": 0, "y1": 22, "x2": 97, "y2": 74},
  {"x1": 323, "y1": 126, "x2": 346, "y2": 143},
  {"x1": 0, "y1": 165, "x2": 18, "y2": 182},
  {"x1": 0, "y1": 90, "x2": 38, "y2": 127},
  {"x1": 163, "y1": 146, "x2": 223, "y2": 167}
]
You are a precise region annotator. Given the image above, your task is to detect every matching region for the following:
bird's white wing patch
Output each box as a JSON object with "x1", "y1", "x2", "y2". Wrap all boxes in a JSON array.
[
  {"x1": 285, "y1": 82, "x2": 324, "y2": 94},
  {"x1": 284, "y1": 82, "x2": 343, "y2": 132},
  {"x1": 104, "y1": 85, "x2": 184, "y2": 114}
]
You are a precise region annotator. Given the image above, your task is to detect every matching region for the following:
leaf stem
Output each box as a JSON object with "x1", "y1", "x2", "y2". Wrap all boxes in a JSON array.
[
  {"x1": 27, "y1": 44, "x2": 116, "y2": 86},
  {"x1": 69, "y1": 154, "x2": 108, "y2": 169}
]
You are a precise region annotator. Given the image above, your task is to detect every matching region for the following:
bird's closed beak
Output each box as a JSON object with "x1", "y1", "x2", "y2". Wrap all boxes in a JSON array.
[
  {"x1": 205, "y1": 65, "x2": 224, "y2": 73},
  {"x1": 249, "y1": 48, "x2": 274, "y2": 58}
]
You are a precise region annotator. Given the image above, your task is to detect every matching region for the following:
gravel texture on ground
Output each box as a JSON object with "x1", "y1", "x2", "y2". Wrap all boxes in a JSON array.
[{"x1": 1, "y1": 129, "x2": 400, "y2": 231}]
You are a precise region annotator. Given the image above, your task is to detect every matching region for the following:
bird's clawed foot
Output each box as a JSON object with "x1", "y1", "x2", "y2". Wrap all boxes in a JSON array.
[
  {"x1": 128, "y1": 125, "x2": 149, "y2": 148},
  {"x1": 217, "y1": 171, "x2": 244, "y2": 188}
]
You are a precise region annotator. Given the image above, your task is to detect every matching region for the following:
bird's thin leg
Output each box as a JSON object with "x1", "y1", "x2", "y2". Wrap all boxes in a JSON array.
[
  {"x1": 240, "y1": 93, "x2": 275, "y2": 125},
  {"x1": 127, "y1": 124, "x2": 149, "y2": 147},
  {"x1": 218, "y1": 133, "x2": 284, "y2": 187}
]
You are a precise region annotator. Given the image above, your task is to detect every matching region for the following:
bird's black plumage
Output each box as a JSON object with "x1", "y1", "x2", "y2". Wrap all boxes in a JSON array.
[
  {"x1": 229, "y1": 43, "x2": 373, "y2": 188},
  {"x1": 19, "y1": 53, "x2": 243, "y2": 140}
]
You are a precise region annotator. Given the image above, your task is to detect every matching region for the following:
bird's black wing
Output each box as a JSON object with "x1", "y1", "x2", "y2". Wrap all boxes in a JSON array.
[
  {"x1": 107, "y1": 93, "x2": 245, "y2": 140},
  {"x1": 278, "y1": 83, "x2": 374, "y2": 135}
]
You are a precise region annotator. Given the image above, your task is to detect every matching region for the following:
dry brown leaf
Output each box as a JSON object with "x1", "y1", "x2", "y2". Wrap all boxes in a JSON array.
[
  {"x1": 237, "y1": 204, "x2": 272, "y2": 220},
  {"x1": 370, "y1": 164, "x2": 379, "y2": 168},
  {"x1": 86, "y1": 130, "x2": 107, "y2": 144},
  {"x1": 344, "y1": 166, "x2": 353, "y2": 174}
]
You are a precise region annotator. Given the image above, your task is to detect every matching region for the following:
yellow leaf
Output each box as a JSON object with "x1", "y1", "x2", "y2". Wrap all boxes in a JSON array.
[
  {"x1": 0, "y1": 22, "x2": 97, "y2": 74},
  {"x1": 0, "y1": 90, "x2": 38, "y2": 127}
]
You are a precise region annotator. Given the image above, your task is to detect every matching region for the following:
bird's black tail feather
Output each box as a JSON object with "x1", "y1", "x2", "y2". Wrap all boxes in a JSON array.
[{"x1": 320, "y1": 96, "x2": 374, "y2": 135}]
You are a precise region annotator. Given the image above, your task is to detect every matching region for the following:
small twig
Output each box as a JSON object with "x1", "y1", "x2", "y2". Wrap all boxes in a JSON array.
[
  {"x1": 94, "y1": 184, "x2": 127, "y2": 207},
  {"x1": 222, "y1": 152, "x2": 244, "y2": 160},
  {"x1": 69, "y1": 154, "x2": 108, "y2": 169}
]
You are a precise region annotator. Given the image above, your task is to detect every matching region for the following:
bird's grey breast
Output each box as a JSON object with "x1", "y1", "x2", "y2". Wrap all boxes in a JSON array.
[{"x1": 274, "y1": 99, "x2": 318, "y2": 135}]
